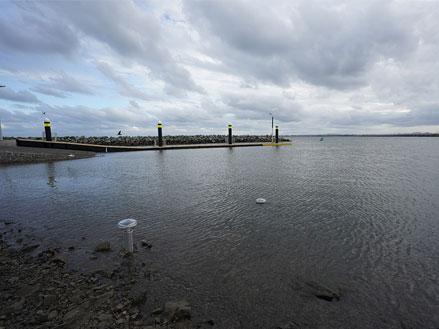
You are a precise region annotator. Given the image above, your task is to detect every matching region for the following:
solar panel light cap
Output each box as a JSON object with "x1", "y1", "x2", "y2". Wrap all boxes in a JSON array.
[{"x1": 117, "y1": 218, "x2": 137, "y2": 230}]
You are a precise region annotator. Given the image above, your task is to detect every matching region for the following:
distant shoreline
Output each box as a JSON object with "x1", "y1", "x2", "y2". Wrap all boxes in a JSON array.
[{"x1": 288, "y1": 134, "x2": 439, "y2": 137}]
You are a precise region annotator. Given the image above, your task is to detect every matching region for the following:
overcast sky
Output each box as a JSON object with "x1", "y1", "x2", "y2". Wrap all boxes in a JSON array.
[{"x1": 1, "y1": 0, "x2": 439, "y2": 137}]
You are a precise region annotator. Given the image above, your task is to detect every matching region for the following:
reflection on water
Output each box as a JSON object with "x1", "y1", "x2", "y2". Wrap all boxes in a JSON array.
[
  {"x1": 46, "y1": 163, "x2": 57, "y2": 189},
  {"x1": 1, "y1": 137, "x2": 439, "y2": 328}
]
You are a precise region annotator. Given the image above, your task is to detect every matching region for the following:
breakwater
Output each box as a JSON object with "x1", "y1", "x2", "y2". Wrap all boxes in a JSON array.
[{"x1": 18, "y1": 135, "x2": 290, "y2": 146}]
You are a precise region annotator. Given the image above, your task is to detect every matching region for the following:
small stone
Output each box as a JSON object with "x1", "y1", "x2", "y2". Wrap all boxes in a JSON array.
[
  {"x1": 95, "y1": 242, "x2": 110, "y2": 252},
  {"x1": 36, "y1": 310, "x2": 48, "y2": 322},
  {"x1": 44, "y1": 249, "x2": 55, "y2": 258},
  {"x1": 138, "y1": 240, "x2": 152, "y2": 249},
  {"x1": 7, "y1": 277, "x2": 19, "y2": 284},
  {"x1": 163, "y1": 301, "x2": 191, "y2": 322},
  {"x1": 151, "y1": 308, "x2": 163, "y2": 315},
  {"x1": 48, "y1": 310, "x2": 58, "y2": 320},
  {"x1": 71, "y1": 293, "x2": 82, "y2": 305},
  {"x1": 52, "y1": 256, "x2": 68, "y2": 265},
  {"x1": 21, "y1": 244, "x2": 40, "y2": 252},
  {"x1": 207, "y1": 319, "x2": 215, "y2": 326},
  {"x1": 43, "y1": 295, "x2": 57, "y2": 307},
  {"x1": 97, "y1": 313, "x2": 112, "y2": 322},
  {"x1": 90, "y1": 255, "x2": 97, "y2": 260},
  {"x1": 68, "y1": 246, "x2": 75, "y2": 251},
  {"x1": 16, "y1": 238, "x2": 23, "y2": 243}
]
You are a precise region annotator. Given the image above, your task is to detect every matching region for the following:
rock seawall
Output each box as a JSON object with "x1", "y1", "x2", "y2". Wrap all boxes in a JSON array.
[{"x1": 19, "y1": 135, "x2": 290, "y2": 146}]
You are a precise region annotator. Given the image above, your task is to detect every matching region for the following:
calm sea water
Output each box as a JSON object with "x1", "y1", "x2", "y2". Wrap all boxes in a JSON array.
[{"x1": 1, "y1": 137, "x2": 439, "y2": 328}]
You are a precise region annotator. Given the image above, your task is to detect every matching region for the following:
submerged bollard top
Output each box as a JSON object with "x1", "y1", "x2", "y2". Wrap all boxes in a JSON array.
[{"x1": 117, "y1": 218, "x2": 137, "y2": 229}]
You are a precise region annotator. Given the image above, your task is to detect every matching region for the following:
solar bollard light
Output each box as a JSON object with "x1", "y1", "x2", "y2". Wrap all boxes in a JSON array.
[{"x1": 117, "y1": 218, "x2": 137, "y2": 253}]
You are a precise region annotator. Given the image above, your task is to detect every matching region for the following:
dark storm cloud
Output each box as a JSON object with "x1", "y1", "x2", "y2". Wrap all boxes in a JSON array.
[
  {"x1": 0, "y1": 87, "x2": 39, "y2": 103},
  {"x1": 184, "y1": 0, "x2": 417, "y2": 89}
]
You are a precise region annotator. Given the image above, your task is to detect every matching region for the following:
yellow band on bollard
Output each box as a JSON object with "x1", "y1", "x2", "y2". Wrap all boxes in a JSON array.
[
  {"x1": 44, "y1": 123, "x2": 51, "y2": 127},
  {"x1": 275, "y1": 126, "x2": 279, "y2": 129},
  {"x1": 158, "y1": 124, "x2": 162, "y2": 128},
  {"x1": 228, "y1": 125, "x2": 232, "y2": 128}
]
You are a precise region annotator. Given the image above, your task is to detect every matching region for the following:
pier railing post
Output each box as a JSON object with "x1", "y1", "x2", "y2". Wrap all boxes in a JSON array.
[
  {"x1": 228, "y1": 124, "x2": 233, "y2": 144},
  {"x1": 158, "y1": 121, "x2": 163, "y2": 147},
  {"x1": 275, "y1": 125, "x2": 279, "y2": 143},
  {"x1": 44, "y1": 118, "x2": 52, "y2": 141}
]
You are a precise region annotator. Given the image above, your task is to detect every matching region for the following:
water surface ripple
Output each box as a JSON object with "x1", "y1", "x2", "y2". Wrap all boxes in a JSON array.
[{"x1": 1, "y1": 137, "x2": 439, "y2": 328}]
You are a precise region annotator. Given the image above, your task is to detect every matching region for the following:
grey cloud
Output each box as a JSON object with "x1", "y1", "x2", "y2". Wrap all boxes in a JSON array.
[
  {"x1": 95, "y1": 61, "x2": 152, "y2": 101},
  {"x1": 0, "y1": 88, "x2": 39, "y2": 103},
  {"x1": 32, "y1": 86, "x2": 67, "y2": 98},
  {"x1": 48, "y1": 73, "x2": 94, "y2": 95},
  {"x1": 32, "y1": 72, "x2": 94, "y2": 98},
  {"x1": 0, "y1": 3, "x2": 79, "y2": 57},
  {"x1": 221, "y1": 93, "x2": 303, "y2": 123},
  {"x1": 323, "y1": 103, "x2": 439, "y2": 128},
  {"x1": 46, "y1": 1, "x2": 203, "y2": 95},
  {"x1": 184, "y1": 0, "x2": 417, "y2": 89},
  {"x1": 130, "y1": 100, "x2": 140, "y2": 109}
]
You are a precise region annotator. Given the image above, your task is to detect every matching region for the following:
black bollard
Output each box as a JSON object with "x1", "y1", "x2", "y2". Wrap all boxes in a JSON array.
[
  {"x1": 275, "y1": 125, "x2": 279, "y2": 143},
  {"x1": 44, "y1": 118, "x2": 52, "y2": 141},
  {"x1": 228, "y1": 124, "x2": 233, "y2": 144},
  {"x1": 157, "y1": 121, "x2": 163, "y2": 147}
]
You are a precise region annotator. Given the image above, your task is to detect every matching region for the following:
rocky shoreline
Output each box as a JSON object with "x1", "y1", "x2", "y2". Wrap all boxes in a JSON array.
[
  {"x1": 0, "y1": 219, "x2": 200, "y2": 329},
  {"x1": 0, "y1": 219, "x2": 344, "y2": 329},
  {"x1": 12, "y1": 135, "x2": 290, "y2": 146}
]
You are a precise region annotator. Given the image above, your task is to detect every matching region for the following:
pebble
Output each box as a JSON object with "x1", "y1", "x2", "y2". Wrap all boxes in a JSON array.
[{"x1": 95, "y1": 242, "x2": 111, "y2": 252}]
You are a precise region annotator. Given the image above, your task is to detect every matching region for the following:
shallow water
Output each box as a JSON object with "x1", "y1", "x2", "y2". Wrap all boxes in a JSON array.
[{"x1": 1, "y1": 137, "x2": 439, "y2": 328}]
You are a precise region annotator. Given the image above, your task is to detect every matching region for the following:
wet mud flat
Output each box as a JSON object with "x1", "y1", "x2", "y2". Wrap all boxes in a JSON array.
[
  {"x1": 0, "y1": 219, "x2": 199, "y2": 329},
  {"x1": 0, "y1": 145, "x2": 95, "y2": 164}
]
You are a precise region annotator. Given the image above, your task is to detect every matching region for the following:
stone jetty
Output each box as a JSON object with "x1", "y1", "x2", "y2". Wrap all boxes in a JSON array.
[{"x1": 15, "y1": 135, "x2": 290, "y2": 146}]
